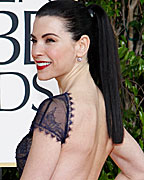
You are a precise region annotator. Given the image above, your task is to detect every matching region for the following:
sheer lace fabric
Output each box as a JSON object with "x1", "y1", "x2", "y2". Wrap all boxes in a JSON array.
[{"x1": 16, "y1": 93, "x2": 73, "y2": 176}]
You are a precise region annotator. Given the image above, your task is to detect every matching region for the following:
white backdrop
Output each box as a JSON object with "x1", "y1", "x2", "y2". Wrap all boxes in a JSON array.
[{"x1": 0, "y1": 0, "x2": 59, "y2": 166}]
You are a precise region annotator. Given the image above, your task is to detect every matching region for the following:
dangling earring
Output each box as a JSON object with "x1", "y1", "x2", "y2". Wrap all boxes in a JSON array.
[{"x1": 77, "y1": 57, "x2": 82, "y2": 62}]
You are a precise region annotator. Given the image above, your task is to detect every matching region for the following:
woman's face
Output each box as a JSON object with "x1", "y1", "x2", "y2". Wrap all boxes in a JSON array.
[{"x1": 31, "y1": 16, "x2": 77, "y2": 81}]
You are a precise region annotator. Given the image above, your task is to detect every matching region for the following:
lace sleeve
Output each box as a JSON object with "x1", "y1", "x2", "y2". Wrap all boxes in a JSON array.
[
  {"x1": 30, "y1": 97, "x2": 68, "y2": 143},
  {"x1": 16, "y1": 93, "x2": 73, "y2": 176}
]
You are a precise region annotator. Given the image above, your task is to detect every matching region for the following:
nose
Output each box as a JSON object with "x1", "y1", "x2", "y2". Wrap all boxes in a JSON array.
[{"x1": 32, "y1": 42, "x2": 45, "y2": 59}]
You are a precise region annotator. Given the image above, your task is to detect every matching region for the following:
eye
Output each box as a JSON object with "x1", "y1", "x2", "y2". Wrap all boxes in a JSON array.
[
  {"x1": 45, "y1": 38, "x2": 55, "y2": 43},
  {"x1": 30, "y1": 38, "x2": 37, "y2": 43}
]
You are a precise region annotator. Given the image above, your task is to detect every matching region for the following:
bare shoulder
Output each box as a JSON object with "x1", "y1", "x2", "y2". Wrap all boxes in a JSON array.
[
  {"x1": 72, "y1": 85, "x2": 106, "y2": 120},
  {"x1": 65, "y1": 88, "x2": 109, "y2": 150}
]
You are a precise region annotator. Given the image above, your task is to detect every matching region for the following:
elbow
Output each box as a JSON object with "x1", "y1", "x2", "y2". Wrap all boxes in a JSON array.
[
  {"x1": 136, "y1": 167, "x2": 144, "y2": 179},
  {"x1": 130, "y1": 170, "x2": 144, "y2": 180},
  {"x1": 137, "y1": 172, "x2": 144, "y2": 180}
]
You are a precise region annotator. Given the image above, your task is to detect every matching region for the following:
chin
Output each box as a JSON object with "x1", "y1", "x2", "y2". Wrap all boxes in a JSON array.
[{"x1": 37, "y1": 74, "x2": 53, "y2": 81}]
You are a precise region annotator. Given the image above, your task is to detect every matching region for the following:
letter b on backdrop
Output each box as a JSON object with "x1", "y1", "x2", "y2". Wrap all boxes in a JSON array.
[{"x1": 0, "y1": 11, "x2": 20, "y2": 65}]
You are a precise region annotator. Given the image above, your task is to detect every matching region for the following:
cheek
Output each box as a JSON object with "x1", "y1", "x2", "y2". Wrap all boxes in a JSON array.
[
  {"x1": 44, "y1": 45, "x2": 63, "y2": 62},
  {"x1": 47, "y1": 45, "x2": 76, "y2": 64},
  {"x1": 31, "y1": 45, "x2": 35, "y2": 58},
  {"x1": 48, "y1": 47, "x2": 63, "y2": 60}
]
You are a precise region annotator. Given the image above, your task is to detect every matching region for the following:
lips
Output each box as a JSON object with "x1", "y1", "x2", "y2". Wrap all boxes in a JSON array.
[{"x1": 36, "y1": 61, "x2": 51, "y2": 70}]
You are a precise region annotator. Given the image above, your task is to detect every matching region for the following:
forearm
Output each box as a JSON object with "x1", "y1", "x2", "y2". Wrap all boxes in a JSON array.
[
  {"x1": 111, "y1": 129, "x2": 144, "y2": 180},
  {"x1": 115, "y1": 172, "x2": 130, "y2": 180}
]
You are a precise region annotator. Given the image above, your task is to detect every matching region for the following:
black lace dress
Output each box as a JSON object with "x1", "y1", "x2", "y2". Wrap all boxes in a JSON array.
[{"x1": 16, "y1": 92, "x2": 74, "y2": 177}]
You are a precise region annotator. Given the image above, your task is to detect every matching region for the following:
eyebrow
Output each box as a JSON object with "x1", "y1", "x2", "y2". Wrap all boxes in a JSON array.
[{"x1": 31, "y1": 33, "x2": 60, "y2": 39}]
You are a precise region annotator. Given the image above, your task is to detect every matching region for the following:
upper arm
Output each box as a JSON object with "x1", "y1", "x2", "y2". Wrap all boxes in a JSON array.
[
  {"x1": 21, "y1": 129, "x2": 61, "y2": 180},
  {"x1": 110, "y1": 128, "x2": 144, "y2": 179},
  {"x1": 20, "y1": 98, "x2": 68, "y2": 180}
]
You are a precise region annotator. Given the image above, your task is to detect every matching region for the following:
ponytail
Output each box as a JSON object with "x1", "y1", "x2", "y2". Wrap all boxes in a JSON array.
[{"x1": 87, "y1": 5, "x2": 124, "y2": 144}]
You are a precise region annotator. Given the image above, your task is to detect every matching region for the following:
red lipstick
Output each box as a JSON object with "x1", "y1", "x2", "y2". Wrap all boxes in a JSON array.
[{"x1": 36, "y1": 61, "x2": 51, "y2": 70}]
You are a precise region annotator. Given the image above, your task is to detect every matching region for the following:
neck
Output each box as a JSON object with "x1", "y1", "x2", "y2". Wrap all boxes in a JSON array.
[{"x1": 56, "y1": 60, "x2": 92, "y2": 94}]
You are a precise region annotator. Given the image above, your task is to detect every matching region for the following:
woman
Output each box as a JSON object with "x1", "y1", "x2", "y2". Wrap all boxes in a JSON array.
[{"x1": 16, "y1": 0, "x2": 144, "y2": 179}]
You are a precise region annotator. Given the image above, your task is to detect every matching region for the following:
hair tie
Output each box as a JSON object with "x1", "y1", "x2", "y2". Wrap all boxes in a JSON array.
[{"x1": 88, "y1": 8, "x2": 95, "y2": 18}]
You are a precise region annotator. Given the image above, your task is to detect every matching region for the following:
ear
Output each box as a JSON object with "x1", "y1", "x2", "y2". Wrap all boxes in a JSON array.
[{"x1": 75, "y1": 35, "x2": 90, "y2": 58}]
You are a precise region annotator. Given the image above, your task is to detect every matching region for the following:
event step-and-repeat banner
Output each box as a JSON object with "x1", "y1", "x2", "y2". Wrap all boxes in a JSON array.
[{"x1": 0, "y1": 0, "x2": 59, "y2": 167}]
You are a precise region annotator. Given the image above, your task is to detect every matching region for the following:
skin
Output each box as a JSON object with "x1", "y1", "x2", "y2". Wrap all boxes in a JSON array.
[{"x1": 20, "y1": 16, "x2": 144, "y2": 180}]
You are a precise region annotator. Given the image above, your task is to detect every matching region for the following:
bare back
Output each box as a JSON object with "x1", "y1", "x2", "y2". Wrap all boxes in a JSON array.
[{"x1": 51, "y1": 86, "x2": 113, "y2": 180}]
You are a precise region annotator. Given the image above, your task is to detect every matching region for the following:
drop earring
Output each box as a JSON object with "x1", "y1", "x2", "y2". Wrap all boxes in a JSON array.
[{"x1": 77, "y1": 57, "x2": 82, "y2": 62}]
